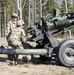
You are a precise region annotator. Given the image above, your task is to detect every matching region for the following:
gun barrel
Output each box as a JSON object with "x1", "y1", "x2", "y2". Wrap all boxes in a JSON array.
[
  {"x1": 69, "y1": 19, "x2": 74, "y2": 24},
  {"x1": 54, "y1": 19, "x2": 74, "y2": 28}
]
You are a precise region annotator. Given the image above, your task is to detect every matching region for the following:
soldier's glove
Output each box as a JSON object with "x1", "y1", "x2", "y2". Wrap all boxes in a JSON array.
[{"x1": 21, "y1": 36, "x2": 26, "y2": 43}]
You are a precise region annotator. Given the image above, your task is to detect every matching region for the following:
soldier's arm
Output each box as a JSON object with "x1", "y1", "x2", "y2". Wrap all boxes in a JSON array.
[{"x1": 21, "y1": 29, "x2": 26, "y2": 43}]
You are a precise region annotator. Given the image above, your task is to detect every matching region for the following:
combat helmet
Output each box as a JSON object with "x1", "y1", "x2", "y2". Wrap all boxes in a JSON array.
[
  {"x1": 11, "y1": 13, "x2": 18, "y2": 18},
  {"x1": 17, "y1": 20, "x2": 25, "y2": 26}
]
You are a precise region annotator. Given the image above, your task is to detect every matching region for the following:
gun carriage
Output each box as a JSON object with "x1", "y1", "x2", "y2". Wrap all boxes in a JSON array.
[{"x1": 0, "y1": 12, "x2": 74, "y2": 67}]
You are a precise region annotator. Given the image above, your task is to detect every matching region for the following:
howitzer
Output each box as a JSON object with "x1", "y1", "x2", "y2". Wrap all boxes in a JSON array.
[
  {"x1": 0, "y1": 12, "x2": 74, "y2": 67},
  {"x1": 27, "y1": 15, "x2": 74, "y2": 67}
]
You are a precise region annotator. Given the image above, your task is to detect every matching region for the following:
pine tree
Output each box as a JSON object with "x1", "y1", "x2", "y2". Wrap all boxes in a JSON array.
[
  {"x1": 60, "y1": 0, "x2": 74, "y2": 14},
  {"x1": 6, "y1": 0, "x2": 17, "y2": 21},
  {"x1": 42, "y1": 0, "x2": 59, "y2": 16}
]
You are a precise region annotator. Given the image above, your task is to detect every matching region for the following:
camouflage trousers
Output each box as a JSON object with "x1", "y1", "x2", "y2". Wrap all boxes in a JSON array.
[
  {"x1": 7, "y1": 38, "x2": 32, "y2": 62},
  {"x1": 7, "y1": 39, "x2": 24, "y2": 49},
  {"x1": 6, "y1": 38, "x2": 27, "y2": 64}
]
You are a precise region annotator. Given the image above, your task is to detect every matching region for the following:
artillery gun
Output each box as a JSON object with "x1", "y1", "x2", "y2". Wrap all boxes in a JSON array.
[
  {"x1": 27, "y1": 12, "x2": 74, "y2": 67},
  {"x1": 0, "y1": 11, "x2": 74, "y2": 67}
]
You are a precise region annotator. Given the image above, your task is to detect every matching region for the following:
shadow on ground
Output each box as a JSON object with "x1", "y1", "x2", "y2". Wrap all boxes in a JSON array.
[{"x1": 0, "y1": 56, "x2": 59, "y2": 66}]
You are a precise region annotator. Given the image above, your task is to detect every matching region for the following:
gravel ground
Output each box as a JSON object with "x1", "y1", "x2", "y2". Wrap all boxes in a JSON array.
[
  {"x1": 0, "y1": 61, "x2": 74, "y2": 75},
  {"x1": 0, "y1": 38, "x2": 74, "y2": 75},
  {"x1": 0, "y1": 55, "x2": 73, "y2": 75}
]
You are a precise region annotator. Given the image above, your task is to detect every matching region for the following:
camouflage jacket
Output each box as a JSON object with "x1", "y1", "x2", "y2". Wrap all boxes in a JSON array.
[
  {"x1": 8, "y1": 27, "x2": 26, "y2": 43},
  {"x1": 6, "y1": 21, "x2": 17, "y2": 36}
]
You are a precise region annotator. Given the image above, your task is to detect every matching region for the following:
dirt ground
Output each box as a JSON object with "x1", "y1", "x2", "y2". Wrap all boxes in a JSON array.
[{"x1": 0, "y1": 38, "x2": 74, "y2": 75}]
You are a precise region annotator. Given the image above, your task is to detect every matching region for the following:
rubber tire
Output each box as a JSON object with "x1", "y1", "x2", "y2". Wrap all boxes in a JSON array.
[{"x1": 57, "y1": 39, "x2": 74, "y2": 67}]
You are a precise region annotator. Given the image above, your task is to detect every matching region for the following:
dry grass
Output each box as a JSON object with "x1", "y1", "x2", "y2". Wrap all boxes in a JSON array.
[
  {"x1": 0, "y1": 38, "x2": 8, "y2": 46},
  {"x1": 0, "y1": 38, "x2": 73, "y2": 75}
]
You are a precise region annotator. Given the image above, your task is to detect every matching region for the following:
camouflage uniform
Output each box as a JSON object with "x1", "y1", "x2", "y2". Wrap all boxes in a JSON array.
[
  {"x1": 6, "y1": 13, "x2": 18, "y2": 37},
  {"x1": 6, "y1": 21, "x2": 17, "y2": 36},
  {"x1": 7, "y1": 20, "x2": 26, "y2": 49}
]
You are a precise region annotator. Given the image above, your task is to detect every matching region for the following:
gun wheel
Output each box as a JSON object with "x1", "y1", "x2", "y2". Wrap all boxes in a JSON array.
[{"x1": 57, "y1": 39, "x2": 74, "y2": 67}]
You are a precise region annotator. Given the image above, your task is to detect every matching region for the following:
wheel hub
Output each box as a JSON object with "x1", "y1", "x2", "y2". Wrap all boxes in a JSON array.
[{"x1": 65, "y1": 47, "x2": 74, "y2": 61}]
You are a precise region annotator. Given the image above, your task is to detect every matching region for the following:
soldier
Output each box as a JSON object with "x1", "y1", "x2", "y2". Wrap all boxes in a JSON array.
[
  {"x1": 7, "y1": 20, "x2": 26, "y2": 49},
  {"x1": 6, "y1": 13, "x2": 18, "y2": 38},
  {"x1": 7, "y1": 20, "x2": 26, "y2": 64}
]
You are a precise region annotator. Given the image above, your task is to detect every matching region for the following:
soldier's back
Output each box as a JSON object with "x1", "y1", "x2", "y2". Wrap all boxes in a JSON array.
[
  {"x1": 8, "y1": 27, "x2": 23, "y2": 41},
  {"x1": 7, "y1": 21, "x2": 17, "y2": 29}
]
